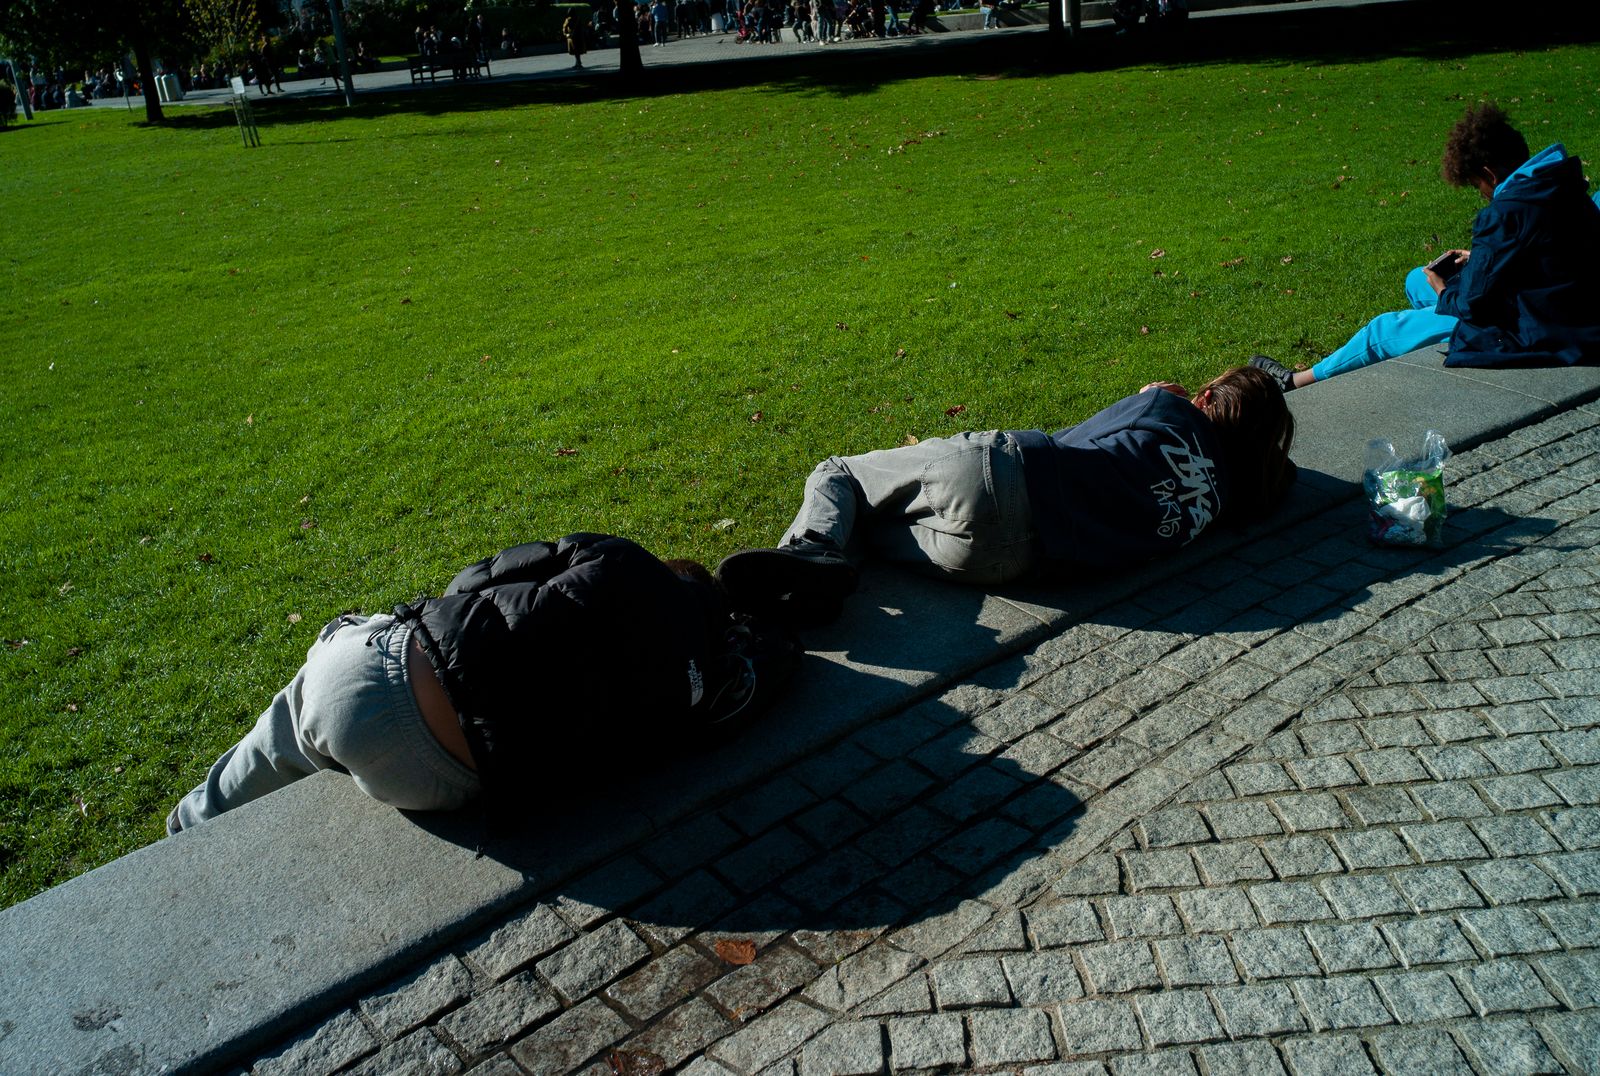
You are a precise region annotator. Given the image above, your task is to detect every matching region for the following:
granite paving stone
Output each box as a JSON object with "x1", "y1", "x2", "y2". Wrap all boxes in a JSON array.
[
  {"x1": 1080, "y1": 940, "x2": 1162, "y2": 994},
  {"x1": 1380, "y1": 916, "x2": 1478, "y2": 968},
  {"x1": 1153, "y1": 935, "x2": 1238, "y2": 987},
  {"x1": 1104, "y1": 895, "x2": 1184, "y2": 939},
  {"x1": 1293, "y1": 977, "x2": 1394, "y2": 1031},
  {"x1": 1393, "y1": 866, "x2": 1485, "y2": 912},
  {"x1": 1027, "y1": 899, "x2": 1105, "y2": 948},
  {"x1": 887, "y1": 1014, "x2": 966, "y2": 1070},
  {"x1": 1320, "y1": 875, "x2": 1410, "y2": 919},
  {"x1": 1368, "y1": 1029, "x2": 1474, "y2": 1075},
  {"x1": 1134, "y1": 990, "x2": 1224, "y2": 1047},
  {"x1": 437, "y1": 972, "x2": 559, "y2": 1057},
  {"x1": 796, "y1": 1021, "x2": 884, "y2": 1076},
  {"x1": 704, "y1": 946, "x2": 820, "y2": 1019},
  {"x1": 626, "y1": 998, "x2": 736, "y2": 1069},
  {"x1": 1192, "y1": 842, "x2": 1274, "y2": 886},
  {"x1": 252, "y1": 1009, "x2": 377, "y2": 1076},
  {"x1": 360, "y1": 955, "x2": 474, "y2": 1040},
  {"x1": 1372, "y1": 969, "x2": 1473, "y2": 1024},
  {"x1": 1468, "y1": 814, "x2": 1564, "y2": 856},
  {"x1": 1538, "y1": 950, "x2": 1600, "y2": 1009},
  {"x1": 967, "y1": 1008, "x2": 1058, "y2": 1066},
  {"x1": 1057, "y1": 999, "x2": 1143, "y2": 1055},
  {"x1": 1231, "y1": 928, "x2": 1320, "y2": 980},
  {"x1": 1002, "y1": 951, "x2": 1086, "y2": 1004},
  {"x1": 1198, "y1": 1041, "x2": 1288, "y2": 1076},
  {"x1": 1211, "y1": 982, "x2": 1307, "y2": 1038},
  {"x1": 1280, "y1": 1034, "x2": 1376, "y2": 1076},
  {"x1": 1454, "y1": 959, "x2": 1561, "y2": 1015},
  {"x1": 1175, "y1": 888, "x2": 1259, "y2": 933},
  {"x1": 1455, "y1": 1015, "x2": 1564, "y2": 1075}
]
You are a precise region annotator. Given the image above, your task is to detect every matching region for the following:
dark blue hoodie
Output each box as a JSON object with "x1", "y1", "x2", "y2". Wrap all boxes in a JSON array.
[
  {"x1": 1438, "y1": 144, "x2": 1600, "y2": 368},
  {"x1": 1011, "y1": 388, "x2": 1229, "y2": 569}
]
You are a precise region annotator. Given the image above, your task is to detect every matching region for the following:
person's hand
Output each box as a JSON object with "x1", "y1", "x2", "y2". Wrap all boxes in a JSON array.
[
  {"x1": 1140, "y1": 381, "x2": 1190, "y2": 398},
  {"x1": 1424, "y1": 249, "x2": 1470, "y2": 294}
]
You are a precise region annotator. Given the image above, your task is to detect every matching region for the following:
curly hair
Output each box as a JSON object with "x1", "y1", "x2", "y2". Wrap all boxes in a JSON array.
[
  {"x1": 1197, "y1": 366, "x2": 1296, "y2": 525},
  {"x1": 1441, "y1": 102, "x2": 1530, "y2": 188}
]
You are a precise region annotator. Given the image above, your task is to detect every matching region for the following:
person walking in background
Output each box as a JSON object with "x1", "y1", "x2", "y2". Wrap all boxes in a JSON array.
[
  {"x1": 563, "y1": 9, "x2": 589, "y2": 67},
  {"x1": 1254, "y1": 102, "x2": 1600, "y2": 391}
]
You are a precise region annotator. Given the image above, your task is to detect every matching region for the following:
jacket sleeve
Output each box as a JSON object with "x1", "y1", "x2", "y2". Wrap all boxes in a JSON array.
[
  {"x1": 442, "y1": 533, "x2": 616, "y2": 596},
  {"x1": 1435, "y1": 205, "x2": 1520, "y2": 322}
]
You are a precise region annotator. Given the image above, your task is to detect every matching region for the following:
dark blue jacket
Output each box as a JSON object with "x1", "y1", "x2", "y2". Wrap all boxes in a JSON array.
[
  {"x1": 1438, "y1": 145, "x2": 1600, "y2": 368},
  {"x1": 1012, "y1": 388, "x2": 1230, "y2": 569}
]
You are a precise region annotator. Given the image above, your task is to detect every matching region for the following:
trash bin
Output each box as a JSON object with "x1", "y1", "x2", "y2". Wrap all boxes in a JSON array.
[
  {"x1": 711, "y1": 11, "x2": 725, "y2": 30},
  {"x1": 156, "y1": 74, "x2": 183, "y2": 103}
]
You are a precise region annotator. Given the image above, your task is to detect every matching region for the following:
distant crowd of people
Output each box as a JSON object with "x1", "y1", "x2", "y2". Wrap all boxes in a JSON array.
[{"x1": 597, "y1": 0, "x2": 995, "y2": 46}]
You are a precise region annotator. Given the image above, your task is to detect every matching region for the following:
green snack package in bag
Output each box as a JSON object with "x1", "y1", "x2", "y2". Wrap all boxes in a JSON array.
[{"x1": 1364, "y1": 430, "x2": 1450, "y2": 548}]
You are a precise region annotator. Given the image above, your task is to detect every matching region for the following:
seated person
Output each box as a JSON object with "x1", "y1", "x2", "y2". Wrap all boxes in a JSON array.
[
  {"x1": 1255, "y1": 102, "x2": 1600, "y2": 391},
  {"x1": 169, "y1": 534, "x2": 797, "y2": 833},
  {"x1": 718, "y1": 367, "x2": 1295, "y2": 626}
]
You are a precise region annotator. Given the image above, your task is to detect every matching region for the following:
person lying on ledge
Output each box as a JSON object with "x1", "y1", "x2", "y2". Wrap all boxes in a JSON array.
[
  {"x1": 716, "y1": 365, "x2": 1295, "y2": 627},
  {"x1": 168, "y1": 533, "x2": 797, "y2": 834},
  {"x1": 1253, "y1": 101, "x2": 1600, "y2": 392}
]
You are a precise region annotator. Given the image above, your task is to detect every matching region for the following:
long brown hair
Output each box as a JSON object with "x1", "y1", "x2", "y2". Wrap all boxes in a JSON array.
[{"x1": 1198, "y1": 366, "x2": 1296, "y2": 524}]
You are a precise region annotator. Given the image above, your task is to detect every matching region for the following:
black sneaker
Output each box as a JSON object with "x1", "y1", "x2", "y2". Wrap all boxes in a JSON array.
[
  {"x1": 715, "y1": 543, "x2": 858, "y2": 628},
  {"x1": 1249, "y1": 355, "x2": 1298, "y2": 393}
]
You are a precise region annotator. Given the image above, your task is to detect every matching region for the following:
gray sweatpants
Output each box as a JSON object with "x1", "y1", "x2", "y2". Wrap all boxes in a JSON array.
[
  {"x1": 781, "y1": 430, "x2": 1036, "y2": 585},
  {"x1": 171, "y1": 614, "x2": 480, "y2": 832}
]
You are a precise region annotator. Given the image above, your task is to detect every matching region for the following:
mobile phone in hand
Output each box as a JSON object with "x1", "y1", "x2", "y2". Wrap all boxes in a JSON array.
[{"x1": 1426, "y1": 250, "x2": 1465, "y2": 280}]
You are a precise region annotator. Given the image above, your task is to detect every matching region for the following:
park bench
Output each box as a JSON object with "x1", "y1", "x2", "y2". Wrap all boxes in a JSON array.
[{"x1": 407, "y1": 51, "x2": 491, "y2": 84}]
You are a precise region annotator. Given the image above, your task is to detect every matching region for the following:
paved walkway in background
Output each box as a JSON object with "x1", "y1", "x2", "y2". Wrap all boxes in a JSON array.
[{"x1": 245, "y1": 405, "x2": 1600, "y2": 1075}]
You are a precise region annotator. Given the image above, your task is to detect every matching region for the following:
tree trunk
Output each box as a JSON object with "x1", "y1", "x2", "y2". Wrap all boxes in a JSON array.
[
  {"x1": 618, "y1": 0, "x2": 642, "y2": 78},
  {"x1": 131, "y1": 38, "x2": 164, "y2": 123}
]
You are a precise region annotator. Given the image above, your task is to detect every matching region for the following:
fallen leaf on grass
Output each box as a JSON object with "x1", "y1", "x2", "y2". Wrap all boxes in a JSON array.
[
  {"x1": 554, "y1": 447, "x2": 579, "y2": 457},
  {"x1": 944, "y1": 404, "x2": 967, "y2": 417},
  {"x1": 300, "y1": 519, "x2": 316, "y2": 530},
  {"x1": 903, "y1": 434, "x2": 920, "y2": 446},
  {"x1": 1220, "y1": 257, "x2": 1246, "y2": 268},
  {"x1": 1005, "y1": 311, "x2": 1021, "y2": 320},
  {"x1": 712, "y1": 518, "x2": 737, "y2": 531},
  {"x1": 198, "y1": 552, "x2": 215, "y2": 563},
  {"x1": 1150, "y1": 248, "x2": 1167, "y2": 259},
  {"x1": 750, "y1": 411, "x2": 763, "y2": 423},
  {"x1": 1281, "y1": 256, "x2": 1294, "y2": 264},
  {"x1": 1140, "y1": 326, "x2": 1151, "y2": 335},
  {"x1": 400, "y1": 297, "x2": 412, "y2": 305},
  {"x1": 4, "y1": 639, "x2": 30, "y2": 650},
  {"x1": 715, "y1": 939, "x2": 758, "y2": 965}
]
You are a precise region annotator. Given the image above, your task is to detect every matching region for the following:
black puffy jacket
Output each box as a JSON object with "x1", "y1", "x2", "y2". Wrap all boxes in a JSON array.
[{"x1": 404, "y1": 533, "x2": 727, "y2": 806}]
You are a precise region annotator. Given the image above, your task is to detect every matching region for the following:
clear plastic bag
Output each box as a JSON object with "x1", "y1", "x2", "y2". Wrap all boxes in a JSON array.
[{"x1": 1364, "y1": 430, "x2": 1450, "y2": 547}]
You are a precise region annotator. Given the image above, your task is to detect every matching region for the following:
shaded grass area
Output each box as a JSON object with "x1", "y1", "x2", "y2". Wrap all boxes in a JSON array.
[{"x1": 2, "y1": 8, "x2": 1597, "y2": 904}]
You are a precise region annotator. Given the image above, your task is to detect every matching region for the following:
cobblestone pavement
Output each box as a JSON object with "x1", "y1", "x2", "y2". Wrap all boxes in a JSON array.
[{"x1": 249, "y1": 406, "x2": 1600, "y2": 1074}]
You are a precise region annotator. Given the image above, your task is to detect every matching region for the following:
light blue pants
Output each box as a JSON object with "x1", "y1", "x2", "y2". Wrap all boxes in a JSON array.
[
  {"x1": 1310, "y1": 267, "x2": 1458, "y2": 382},
  {"x1": 170, "y1": 614, "x2": 479, "y2": 832},
  {"x1": 781, "y1": 430, "x2": 1036, "y2": 584}
]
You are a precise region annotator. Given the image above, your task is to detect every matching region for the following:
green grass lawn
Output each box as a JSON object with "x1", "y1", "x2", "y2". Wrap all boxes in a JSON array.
[{"x1": 3, "y1": 27, "x2": 1597, "y2": 906}]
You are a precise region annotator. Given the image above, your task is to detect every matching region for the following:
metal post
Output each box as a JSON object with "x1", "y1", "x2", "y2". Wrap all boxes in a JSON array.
[
  {"x1": 327, "y1": 0, "x2": 356, "y2": 105},
  {"x1": 3, "y1": 59, "x2": 33, "y2": 121}
]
